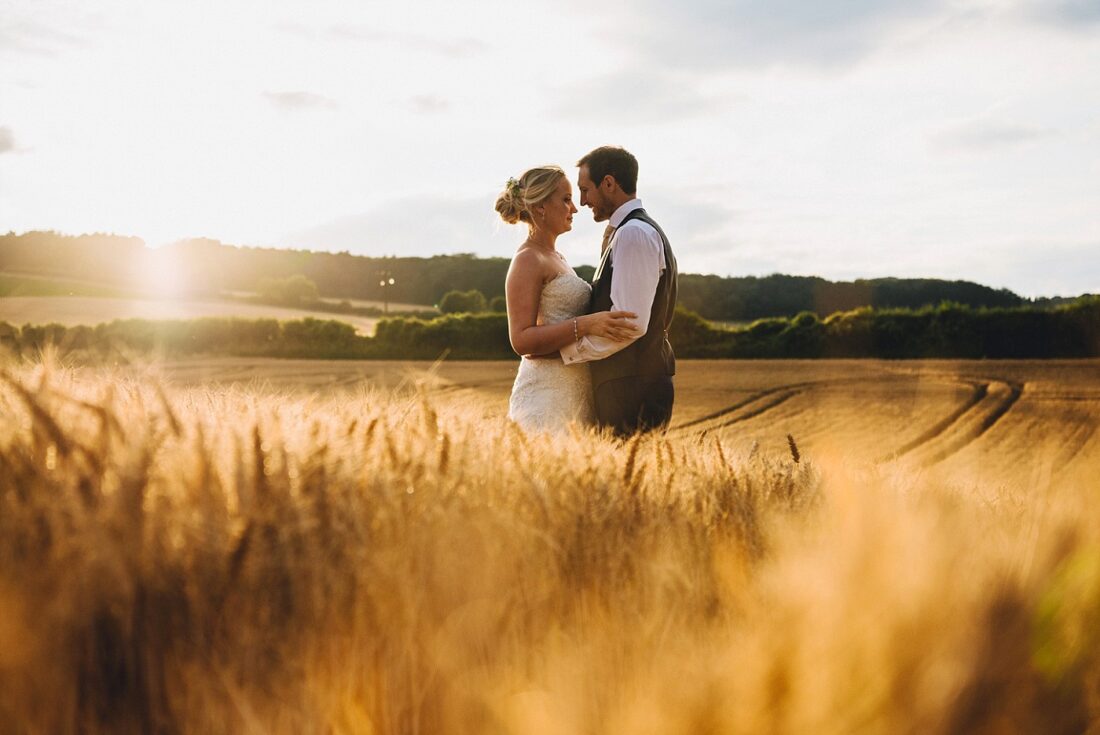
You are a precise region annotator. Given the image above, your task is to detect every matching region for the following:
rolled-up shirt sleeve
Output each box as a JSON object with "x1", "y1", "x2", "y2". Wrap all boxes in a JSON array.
[{"x1": 561, "y1": 224, "x2": 663, "y2": 365}]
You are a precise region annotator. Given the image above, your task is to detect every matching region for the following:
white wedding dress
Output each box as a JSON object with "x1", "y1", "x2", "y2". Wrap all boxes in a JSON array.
[{"x1": 508, "y1": 270, "x2": 597, "y2": 433}]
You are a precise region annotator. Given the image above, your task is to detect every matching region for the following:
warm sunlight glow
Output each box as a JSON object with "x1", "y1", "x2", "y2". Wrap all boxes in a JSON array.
[{"x1": 138, "y1": 247, "x2": 187, "y2": 298}]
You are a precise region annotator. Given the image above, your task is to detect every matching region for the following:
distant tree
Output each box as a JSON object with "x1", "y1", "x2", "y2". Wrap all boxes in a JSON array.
[
  {"x1": 257, "y1": 274, "x2": 319, "y2": 306},
  {"x1": 439, "y1": 289, "x2": 488, "y2": 314},
  {"x1": 489, "y1": 295, "x2": 507, "y2": 313}
]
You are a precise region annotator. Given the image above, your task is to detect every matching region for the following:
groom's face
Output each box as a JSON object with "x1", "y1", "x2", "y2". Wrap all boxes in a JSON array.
[{"x1": 577, "y1": 166, "x2": 613, "y2": 223}]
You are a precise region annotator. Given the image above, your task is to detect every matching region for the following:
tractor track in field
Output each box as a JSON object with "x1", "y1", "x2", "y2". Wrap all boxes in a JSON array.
[
  {"x1": 884, "y1": 378, "x2": 1024, "y2": 466},
  {"x1": 673, "y1": 371, "x2": 1026, "y2": 464},
  {"x1": 672, "y1": 382, "x2": 815, "y2": 432},
  {"x1": 670, "y1": 378, "x2": 877, "y2": 436},
  {"x1": 332, "y1": 373, "x2": 372, "y2": 388},
  {"x1": 165, "y1": 364, "x2": 255, "y2": 383},
  {"x1": 704, "y1": 388, "x2": 803, "y2": 431},
  {"x1": 877, "y1": 380, "x2": 988, "y2": 462},
  {"x1": 1042, "y1": 394, "x2": 1100, "y2": 467},
  {"x1": 429, "y1": 379, "x2": 514, "y2": 395},
  {"x1": 1027, "y1": 395, "x2": 1100, "y2": 402},
  {"x1": 672, "y1": 376, "x2": 898, "y2": 437},
  {"x1": 1055, "y1": 420, "x2": 1098, "y2": 468}
]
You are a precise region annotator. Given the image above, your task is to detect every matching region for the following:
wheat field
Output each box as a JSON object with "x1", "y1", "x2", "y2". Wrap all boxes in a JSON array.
[{"x1": 0, "y1": 357, "x2": 1098, "y2": 734}]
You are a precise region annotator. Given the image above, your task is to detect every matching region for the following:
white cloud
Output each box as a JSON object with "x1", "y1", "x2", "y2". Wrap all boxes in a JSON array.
[
  {"x1": 1025, "y1": 0, "x2": 1100, "y2": 28},
  {"x1": 547, "y1": 71, "x2": 726, "y2": 124},
  {"x1": 596, "y1": 0, "x2": 1100, "y2": 76},
  {"x1": 407, "y1": 95, "x2": 450, "y2": 114},
  {"x1": 262, "y1": 91, "x2": 338, "y2": 111},
  {"x1": 279, "y1": 196, "x2": 500, "y2": 258},
  {"x1": 601, "y1": 0, "x2": 946, "y2": 70},
  {"x1": 0, "y1": 18, "x2": 88, "y2": 57},
  {"x1": 930, "y1": 119, "x2": 1052, "y2": 152},
  {"x1": 276, "y1": 21, "x2": 488, "y2": 58}
]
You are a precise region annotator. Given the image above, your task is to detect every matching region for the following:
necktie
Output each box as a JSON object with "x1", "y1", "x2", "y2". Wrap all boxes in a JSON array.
[{"x1": 600, "y1": 224, "x2": 615, "y2": 255}]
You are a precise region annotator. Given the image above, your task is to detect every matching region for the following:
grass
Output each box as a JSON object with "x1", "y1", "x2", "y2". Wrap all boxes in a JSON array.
[
  {"x1": 0, "y1": 273, "x2": 134, "y2": 299},
  {"x1": 0, "y1": 297, "x2": 381, "y2": 335},
  {"x1": 0, "y1": 358, "x2": 1098, "y2": 734}
]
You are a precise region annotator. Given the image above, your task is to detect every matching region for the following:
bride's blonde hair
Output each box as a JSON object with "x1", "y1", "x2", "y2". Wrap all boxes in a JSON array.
[{"x1": 494, "y1": 165, "x2": 565, "y2": 225}]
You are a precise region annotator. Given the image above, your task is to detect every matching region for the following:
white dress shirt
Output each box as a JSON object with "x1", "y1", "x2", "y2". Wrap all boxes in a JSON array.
[{"x1": 561, "y1": 198, "x2": 667, "y2": 365}]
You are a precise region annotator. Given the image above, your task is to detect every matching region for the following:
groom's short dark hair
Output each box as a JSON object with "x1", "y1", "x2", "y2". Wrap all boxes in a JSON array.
[{"x1": 578, "y1": 146, "x2": 638, "y2": 195}]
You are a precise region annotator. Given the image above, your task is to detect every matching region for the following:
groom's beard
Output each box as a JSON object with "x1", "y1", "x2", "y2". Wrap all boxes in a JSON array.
[{"x1": 587, "y1": 195, "x2": 613, "y2": 223}]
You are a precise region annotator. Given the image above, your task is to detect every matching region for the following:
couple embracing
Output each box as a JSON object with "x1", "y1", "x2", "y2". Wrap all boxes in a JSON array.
[{"x1": 496, "y1": 146, "x2": 678, "y2": 438}]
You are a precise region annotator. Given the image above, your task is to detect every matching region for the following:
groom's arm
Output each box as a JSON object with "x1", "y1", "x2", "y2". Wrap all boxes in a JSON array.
[{"x1": 560, "y1": 226, "x2": 661, "y2": 365}]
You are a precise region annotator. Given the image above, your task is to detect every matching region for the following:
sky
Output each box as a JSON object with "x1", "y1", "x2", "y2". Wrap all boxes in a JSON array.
[{"x1": 1, "y1": 0, "x2": 1098, "y2": 297}]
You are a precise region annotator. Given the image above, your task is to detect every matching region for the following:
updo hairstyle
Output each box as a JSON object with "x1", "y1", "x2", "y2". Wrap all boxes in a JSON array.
[{"x1": 494, "y1": 165, "x2": 565, "y2": 225}]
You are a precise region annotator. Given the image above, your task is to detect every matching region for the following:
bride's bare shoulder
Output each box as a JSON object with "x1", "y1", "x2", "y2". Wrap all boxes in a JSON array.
[{"x1": 507, "y1": 246, "x2": 550, "y2": 280}]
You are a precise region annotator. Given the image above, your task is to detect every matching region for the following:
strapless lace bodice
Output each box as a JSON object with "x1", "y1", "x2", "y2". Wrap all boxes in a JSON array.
[
  {"x1": 536, "y1": 271, "x2": 592, "y2": 324},
  {"x1": 508, "y1": 270, "x2": 596, "y2": 433}
]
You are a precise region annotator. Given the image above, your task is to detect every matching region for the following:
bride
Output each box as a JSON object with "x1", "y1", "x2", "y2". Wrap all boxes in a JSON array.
[{"x1": 495, "y1": 165, "x2": 637, "y2": 433}]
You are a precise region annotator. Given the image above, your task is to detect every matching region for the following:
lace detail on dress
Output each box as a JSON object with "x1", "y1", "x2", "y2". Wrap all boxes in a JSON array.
[{"x1": 508, "y1": 271, "x2": 596, "y2": 433}]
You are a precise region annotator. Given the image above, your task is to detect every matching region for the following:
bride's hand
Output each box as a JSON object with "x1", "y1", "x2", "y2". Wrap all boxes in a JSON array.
[{"x1": 579, "y1": 310, "x2": 639, "y2": 341}]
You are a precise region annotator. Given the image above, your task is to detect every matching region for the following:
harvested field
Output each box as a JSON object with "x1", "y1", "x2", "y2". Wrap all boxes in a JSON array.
[
  {"x1": 0, "y1": 295, "x2": 381, "y2": 334},
  {"x1": 145, "y1": 357, "x2": 1100, "y2": 487}
]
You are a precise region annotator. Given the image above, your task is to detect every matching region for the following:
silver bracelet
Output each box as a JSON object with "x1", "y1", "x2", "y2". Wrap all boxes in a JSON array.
[{"x1": 573, "y1": 317, "x2": 579, "y2": 342}]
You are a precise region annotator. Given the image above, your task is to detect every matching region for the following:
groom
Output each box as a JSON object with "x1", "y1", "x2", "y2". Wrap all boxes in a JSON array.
[{"x1": 561, "y1": 146, "x2": 678, "y2": 436}]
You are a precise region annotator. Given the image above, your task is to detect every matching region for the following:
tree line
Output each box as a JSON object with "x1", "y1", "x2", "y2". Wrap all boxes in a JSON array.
[
  {"x1": 2, "y1": 231, "x2": 1080, "y2": 322},
  {"x1": 3, "y1": 297, "x2": 1097, "y2": 361}
]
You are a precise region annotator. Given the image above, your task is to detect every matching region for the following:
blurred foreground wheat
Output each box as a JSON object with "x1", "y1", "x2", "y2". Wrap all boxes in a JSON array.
[{"x1": 0, "y1": 361, "x2": 1097, "y2": 734}]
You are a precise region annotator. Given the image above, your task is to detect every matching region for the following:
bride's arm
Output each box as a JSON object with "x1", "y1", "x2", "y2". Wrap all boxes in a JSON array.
[{"x1": 506, "y1": 252, "x2": 637, "y2": 358}]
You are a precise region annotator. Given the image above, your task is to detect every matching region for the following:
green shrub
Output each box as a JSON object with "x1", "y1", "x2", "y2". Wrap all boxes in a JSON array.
[
  {"x1": 373, "y1": 313, "x2": 511, "y2": 359},
  {"x1": 438, "y1": 289, "x2": 488, "y2": 314},
  {"x1": 257, "y1": 274, "x2": 319, "y2": 306},
  {"x1": 669, "y1": 307, "x2": 732, "y2": 358}
]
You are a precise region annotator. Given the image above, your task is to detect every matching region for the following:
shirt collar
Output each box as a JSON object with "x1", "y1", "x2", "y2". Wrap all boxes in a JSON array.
[{"x1": 609, "y1": 198, "x2": 643, "y2": 228}]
